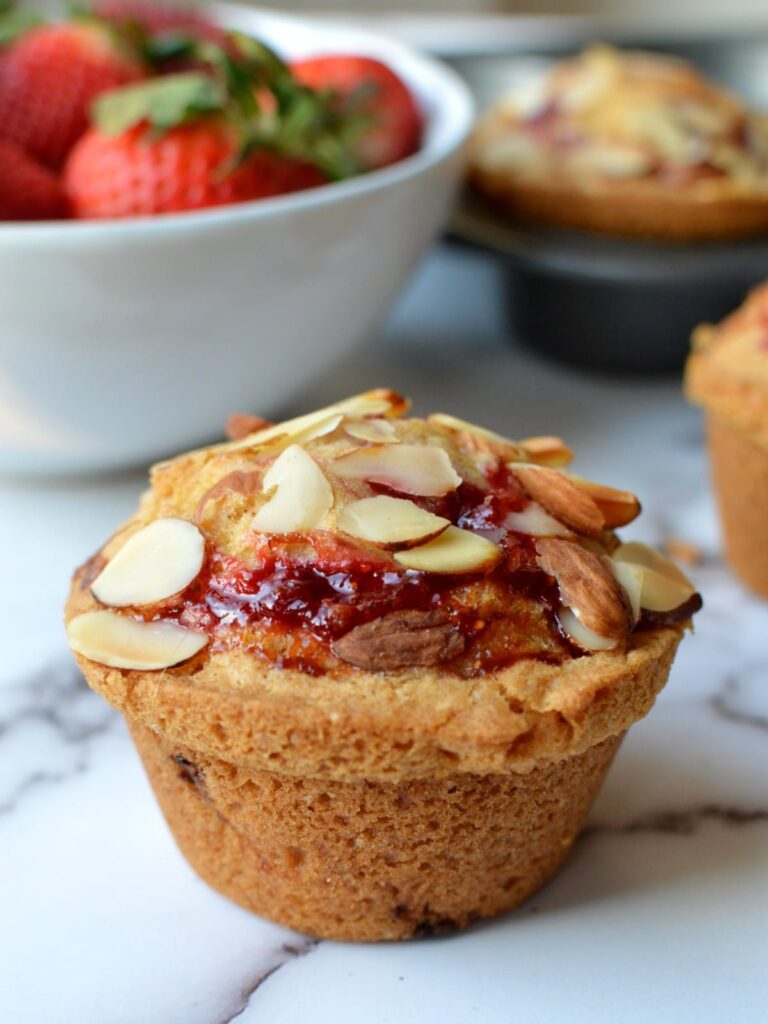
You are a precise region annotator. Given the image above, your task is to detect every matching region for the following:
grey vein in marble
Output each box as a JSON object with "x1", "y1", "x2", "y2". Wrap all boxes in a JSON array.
[
  {"x1": 214, "y1": 938, "x2": 320, "y2": 1024},
  {"x1": 586, "y1": 803, "x2": 768, "y2": 838},
  {"x1": 711, "y1": 672, "x2": 768, "y2": 733},
  {"x1": 0, "y1": 658, "x2": 115, "y2": 815}
]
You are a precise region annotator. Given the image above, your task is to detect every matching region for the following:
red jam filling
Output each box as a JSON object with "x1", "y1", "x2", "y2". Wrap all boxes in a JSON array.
[{"x1": 139, "y1": 467, "x2": 583, "y2": 675}]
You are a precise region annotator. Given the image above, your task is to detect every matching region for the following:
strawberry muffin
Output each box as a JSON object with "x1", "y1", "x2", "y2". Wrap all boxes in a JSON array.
[
  {"x1": 470, "y1": 44, "x2": 768, "y2": 240},
  {"x1": 686, "y1": 284, "x2": 768, "y2": 597},
  {"x1": 66, "y1": 390, "x2": 701, "y2": 940}
]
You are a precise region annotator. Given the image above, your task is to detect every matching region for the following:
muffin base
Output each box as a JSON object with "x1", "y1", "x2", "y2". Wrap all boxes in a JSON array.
[
  {"x1": 128, "y1": 719, "x2": 622, "y2": 942},
  {"x1": 707, "y1": 414, "x2": 768, "y2": 598},
  {"x1": 470, "y1": 169, "x2": 768, "y2": 241}
]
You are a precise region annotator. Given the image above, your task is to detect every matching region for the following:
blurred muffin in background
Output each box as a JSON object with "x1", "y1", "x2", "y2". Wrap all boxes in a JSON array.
[
  {"x1": 686, "y1": 284, "x2": 768, "y2": 597},
  {"x1": 470, "y1": 44, "x2": 768, "y2": 240}
]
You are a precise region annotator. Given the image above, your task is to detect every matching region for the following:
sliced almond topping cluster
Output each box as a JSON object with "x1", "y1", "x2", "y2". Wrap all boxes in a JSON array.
[
  {"x1": 610, "y1": 543, "x2": 701, "y2": 624},
  {"x1": 510, "y1": 464, "x2": 606, "y2": 537},
  {"x1": 510, "y1": 463, "x2": 643, "y2": 535},
  {"x1": 566, "y1": 474, "x2": 641, "y2": 528},
  {"x1": 536, "y1": 538, "x2": 632, "y2": 650},
  {"x1": 537, "y1": 537, "x2": 700, "y2": 652},
  {"x1": 222, "y1": 389, "x2": 408, "y2": 456},
  {"x1": 68, "y1": 517, "x2": 209, "y2": 670},
  {"x1": 71, "y1": 392, "x2": 701, "y2": 675}
]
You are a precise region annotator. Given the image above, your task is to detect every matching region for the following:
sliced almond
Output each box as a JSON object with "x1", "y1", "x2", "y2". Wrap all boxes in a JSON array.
[
  {"x1": 226, "y1": 411, "x2": 343, "y2": 457},
  {"x1": 510, "y1": 464, "x2": 605, "y2": 537},
  {"x1": 637, "y1": 567, "x2": 696, "y2": 614},
  {"x1": 428, "y1": 412, "x2": 527, "y2": 459},
  {"x1": 429, "y1": 412, "x2": 512, "y2": 446},
  {"x1": 610, "y1": 560, "x2": 644, "y2": 625},
  {"x1": 337, "y1": 389, "x2": 410, "y2": 419},
  {"x1": 612, "y1": 542, "x2": 695, "y2": 590},
  {"x1": 91, "y1": 518, "x2": 205, "y2": 608},
  {"x1": 567, "y1": 474, "x2": 641, "y2": 528},
  {"x1": 67, "y1": 611, "x2": 208, "y2": 670},
  {"x1": 345, "y1": 418, "x2": 400, "y2": 444},
  {"x1": 253, "y1": 444, "x2": 333, "y2": 533},
  {"x1": 518, "y1": 436, "x2": 574, "y2": 468},
  {"x1": 503, "y1": 502, "x2": 574, "y2": 538},
  {"x1": 334, "y1": 444, "x2": 462, "y2": 497},
  {"x1": 338, "y1": 496, "x2": 450, "y2": 550},
  {"x1": 219, "y1": 389, "x2": 408, "y2": 455},
  {"x1": 559, "y1": 607, "x2": 620, "y2": 652},
  {"x1": 394, "y1": 526, "x2": 502, "y2": 574},
  {"x1": 642, "y1": 592, "x2": 703, "y2": 627},
  {"x1": 612, "y1": 544, "x2": 701, "y2": 618},
  {"x1": 537, "y1": 537, "x2": 631, "y2": 640}
]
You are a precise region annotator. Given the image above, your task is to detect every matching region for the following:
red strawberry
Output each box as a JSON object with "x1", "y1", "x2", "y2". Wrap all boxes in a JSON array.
[
  {"x1": 291, "y1": 55, "x2": 422, "y2": 170},
  {"x1": 0, "y1": 138, "x2": 69, "y2": 220},
  {"x1": 64, "y1": 119, "x2": 326, "y2": 219},
  {"x1": 0, "y1": 21, "x2": 145, "y2": 168},
  {"x1": 94, "y1": 1, "x2": 225, "y2": 42}
]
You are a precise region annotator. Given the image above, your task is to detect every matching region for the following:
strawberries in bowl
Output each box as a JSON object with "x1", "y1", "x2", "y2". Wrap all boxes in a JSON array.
[
  {"x1": 64, "y1": 70, "x2": 328, "y2": 218},
  {"x1": 0, "y1": 138, "x2": 70, "y2": 220},
  {"x1": 0, "y1": 18, "x2": 145, "y2": 169},
  {"x1": 292, "y1": 55, "x2": 423, "y2": 171},
  {"x1": 0, "y1": 2, "x2": 425, "y2": 222},
  {"x1": 0, "y1": 5, "x2": 472, "y2": 474}
]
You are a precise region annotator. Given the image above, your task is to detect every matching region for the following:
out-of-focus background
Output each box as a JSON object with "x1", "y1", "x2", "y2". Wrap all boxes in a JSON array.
[{"x1": 27, "y1": 0, "x2": 768, "y2": 24}]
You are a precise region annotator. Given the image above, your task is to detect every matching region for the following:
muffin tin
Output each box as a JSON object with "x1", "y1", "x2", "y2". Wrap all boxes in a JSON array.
[{"x1": 448, "y1": 36, "x2": 768, "y2": 373}]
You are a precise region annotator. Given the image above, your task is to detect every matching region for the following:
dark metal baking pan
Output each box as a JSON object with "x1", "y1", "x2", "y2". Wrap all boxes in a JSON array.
[{"x1": 447, "y1": 36, "x2": 768, "y2": 373}]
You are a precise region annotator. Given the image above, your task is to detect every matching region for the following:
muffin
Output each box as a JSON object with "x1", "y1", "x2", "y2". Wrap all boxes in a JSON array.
[
  {"x1": 686, "y1": 284, "x2": 768, "y2": 597},
  {"x1": 470, "y1": 44, "x2": 768, "y2": 240},
  {"x1": 65, "y1": 390, "x2": 701, "y2": 941}
]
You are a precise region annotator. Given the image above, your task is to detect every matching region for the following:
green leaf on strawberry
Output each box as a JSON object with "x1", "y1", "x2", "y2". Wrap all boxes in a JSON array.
[
  {"x1": 0, "y1": 9, "x2": 41, "y2": 47},
  {"x1": 93, "y1": 71, "x2": 225, "y2": 135}
]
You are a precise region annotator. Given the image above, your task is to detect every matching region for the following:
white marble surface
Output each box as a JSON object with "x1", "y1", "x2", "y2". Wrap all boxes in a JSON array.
[{"x1": 2, "y1": 246, "x2": 767, "y2": 1023}]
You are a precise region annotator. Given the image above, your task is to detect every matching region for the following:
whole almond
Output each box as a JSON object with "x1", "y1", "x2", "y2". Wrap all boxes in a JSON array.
[
  {"x1": 536, "y1": 538, "x2": 631, "y2": 640},
  {"x1": 510, "y1": 465, "x2": 605, "y2": 536},
  {"x1": 331, "y1": 609, "x2": 465, "y2": 670}
]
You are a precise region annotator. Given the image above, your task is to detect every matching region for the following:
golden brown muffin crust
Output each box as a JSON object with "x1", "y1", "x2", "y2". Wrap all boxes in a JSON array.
[{"x1": 686, "y1": 283, "x2": 768, "y2": 450}]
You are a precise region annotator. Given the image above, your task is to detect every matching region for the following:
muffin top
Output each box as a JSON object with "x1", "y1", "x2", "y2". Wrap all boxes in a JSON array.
[
  {"x1": 66, "y1": 390, "x2": 700, "y2": 778},
  {"x1": 686, "y1": 283, "x2": 768, "y2": 449},
  {"x1": 471, "y1": 44, "x2": 768, "y2": 194}
]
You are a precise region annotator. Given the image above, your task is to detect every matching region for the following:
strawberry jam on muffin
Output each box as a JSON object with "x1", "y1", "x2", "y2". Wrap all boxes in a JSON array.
[
  {"x1": 66, "y1": 390, "x2": 701, "y2": 941},
  {"x1": 470, "y1": 44, "x2": 768, "y2": 240},
  {"x1": 686, "y1": 285, "x2": 768, "y2": 598}
]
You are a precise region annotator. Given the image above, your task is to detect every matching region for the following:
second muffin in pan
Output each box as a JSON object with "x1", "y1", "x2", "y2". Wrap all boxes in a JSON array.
[{"x1": 470, "y1": 44, "x2": 768, "y2": 240}]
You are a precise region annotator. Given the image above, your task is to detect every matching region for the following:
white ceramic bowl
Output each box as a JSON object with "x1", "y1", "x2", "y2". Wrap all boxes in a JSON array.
[{"x1": 0, "y1": 4, "x2": 473, "y2": 474}]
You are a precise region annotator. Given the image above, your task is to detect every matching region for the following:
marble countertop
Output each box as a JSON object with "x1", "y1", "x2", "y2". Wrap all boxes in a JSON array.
[{"x1": 2, "y1": 245, "x2": 767, "y2": 1024}]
